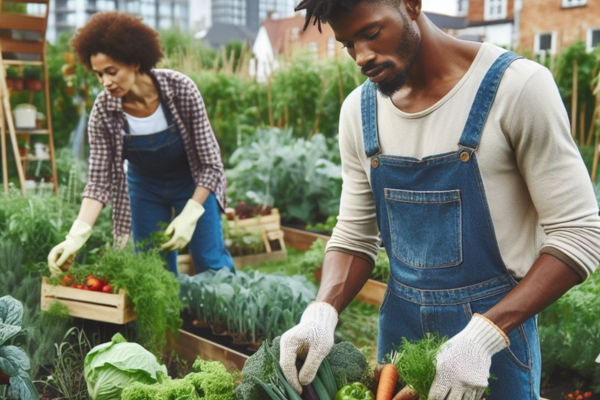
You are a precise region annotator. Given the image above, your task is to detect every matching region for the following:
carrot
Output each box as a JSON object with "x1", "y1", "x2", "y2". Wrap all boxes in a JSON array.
[
  {"x1": 376, "y1": 363, "x2": 399, "y2": 400},
  {"x1": 392, "y1": 385, "x2": 419, "y2": 400}
]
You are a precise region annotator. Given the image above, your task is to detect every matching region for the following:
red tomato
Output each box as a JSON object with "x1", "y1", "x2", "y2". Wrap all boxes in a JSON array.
[
  {"x1": 61, "y1": 275, "x2": 75, "y2": 287},
  {"x1": 100, "y1": 279, "x2": 108, "y2": 287},
  {"x1": 101, "y1": 285, "x2": 113, "y2": 294},
  {"x1": 85, "y1": 277, "x2": 103, "y2": 291}
]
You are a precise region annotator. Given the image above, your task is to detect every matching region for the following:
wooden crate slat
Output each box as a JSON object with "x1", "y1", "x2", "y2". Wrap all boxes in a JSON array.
[
  {"x1": 0, "y1": 39, "x2": 44, "y2": 54},
  {"x1": 281, "y1": 226, "x2": 330, "y2": 251},
  {"x1": 41, "y1": 297, "x2": 126, "y2": 324},
  {"x1": 228, "y1": 208, "x2": 281, "y2": 232},
  {"x1": 0, "y1": 14, "x2": 46, "y2": 31},
  {"x1": 5, "y1": 0, "x2": 49, "y2": 3}
]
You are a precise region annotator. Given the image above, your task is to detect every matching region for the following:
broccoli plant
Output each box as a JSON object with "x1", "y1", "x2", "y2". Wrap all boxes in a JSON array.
[{"x1": 0, "y1": 295, "x2": 39, "y2": 400}]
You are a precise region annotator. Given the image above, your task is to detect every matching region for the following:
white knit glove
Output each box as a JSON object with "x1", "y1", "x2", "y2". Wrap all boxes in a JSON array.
[
  {"x1": 280, "y1": 302, "x2": 338, "y2": 394},
  {"x1": 428, "y1": 314, "x2": 509, "y2": 400},
  {"x1": 161, "y1": 199, "x2": 205, "y2": 251},
  {"x1": 48, "y1": 219, "x2": 93, "y2": 275}
]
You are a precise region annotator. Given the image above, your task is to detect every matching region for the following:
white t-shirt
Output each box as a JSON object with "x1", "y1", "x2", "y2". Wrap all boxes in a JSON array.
[
  {"x1": 327, "y1": 42, "x2": 600, "y2": 280},
  {"x1": 123, "y1": 102, "x2": 169, "y2": 135}
]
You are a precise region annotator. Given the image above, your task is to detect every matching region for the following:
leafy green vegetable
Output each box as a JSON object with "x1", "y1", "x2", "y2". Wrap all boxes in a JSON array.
[
  {"x1": 120, "y1": 356, "x2": 234, "y2": 400},
  {"x1": 0, "y1": 296, "x2": 40, "y2": 400},
  {"x1": 84, "y1": 333, "x2": 167, "y2": 400},
  {"x1": 387, "y1": 334, "x2": 446, "y2": 399}
]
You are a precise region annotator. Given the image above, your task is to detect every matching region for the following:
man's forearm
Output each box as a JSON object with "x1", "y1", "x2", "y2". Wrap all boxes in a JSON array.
[
  {"x1": 317, "y1": 249, "x2": 374, "y2": 314},
  {"x1": 484, "y1": 253, "x2": 582, "y2": 334}
]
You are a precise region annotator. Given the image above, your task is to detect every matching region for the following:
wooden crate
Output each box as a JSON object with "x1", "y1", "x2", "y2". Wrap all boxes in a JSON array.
[
  {"x1": 227, "y1": 208, "x2": 281, "y2": 232},
  {"x1": 40, "y1": 277, "x2": 136, "y2": 324},
  {"x1": 171, "y1": 329, "x2": 248, "y2": 371}
]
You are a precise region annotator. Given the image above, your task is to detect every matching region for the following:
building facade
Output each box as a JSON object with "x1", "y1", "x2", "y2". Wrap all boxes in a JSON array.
[
  {"x1": 518, "y1": 0, "x2": 600, "y2": 55},
  {"x1": 40, "y1": 0, "x2": 189, "y2": 44},
  {"x1": 211, "y1": 0, "x2": 295, "y2": 34}
]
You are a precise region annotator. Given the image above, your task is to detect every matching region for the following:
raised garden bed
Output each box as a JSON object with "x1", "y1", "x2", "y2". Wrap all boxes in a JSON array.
[
  {"x1": 282, "y1": 225, "x2": 330, "y2": 251},
  {"x1": 315, "y1": 267, "x2": 386, "y2": 307},
  {"x1": 40, "y1": 277, "x2": 137, "y2": 324},
  {"x1": 171, "y1": 328, "x2": 249, "y2": 371}
]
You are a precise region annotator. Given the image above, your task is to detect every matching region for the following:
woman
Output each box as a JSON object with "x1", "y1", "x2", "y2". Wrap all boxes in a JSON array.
[{"x1": 47, "y1": 11, "x2": 234, "y2": 275}]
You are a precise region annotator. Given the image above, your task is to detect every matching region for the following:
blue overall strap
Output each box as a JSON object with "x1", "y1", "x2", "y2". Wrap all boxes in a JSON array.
[
  {"x1": 361, "y1": 80, "x2": 381, "y2": 157},
  {"x1": 458, "y1": 51, "x2": 522, "y2": 151}
]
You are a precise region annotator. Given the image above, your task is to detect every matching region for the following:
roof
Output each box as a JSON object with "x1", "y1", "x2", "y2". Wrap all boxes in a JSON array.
[
  {"x1": 204, "y1": 23, "x2": 256, "y2": 48},
  {"x1": 262, "y1": 14, "x2": 306, "y2": 54},
  {"x1": 425, "y1": 12, "x2": 468, "y2": 30}
]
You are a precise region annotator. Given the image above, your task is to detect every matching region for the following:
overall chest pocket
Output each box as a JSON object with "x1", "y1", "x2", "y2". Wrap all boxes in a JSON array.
[{"x1": 384, "y1": 188, "x2": 463, "y2": 269}]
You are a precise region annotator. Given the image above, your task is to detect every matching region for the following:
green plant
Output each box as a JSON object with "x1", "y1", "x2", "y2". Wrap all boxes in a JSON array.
[
  {"x1": 5, "y1": 67, "x2": 20, "y2": 80},
  {"x1": 0, "y1": 296, "x2": 39, "y2": 400},
  {"x1": 306, "y1": 215, "x2": 337, "y2": 235},
  {"x1": 23, "y1": 66, "x2": 42, "y2": 81},
  {"x1": 226, "y1": 127, "x2": 342, "y2": 224},
  {"x1": 48, "y1": 247, "x2": 183, "y2": 356},
  {"x1": 539, "y1": 269, "x2": 600, "y2": 391},
  {"x1": 387, "y1": 334, "x2": 447, "y2": 400},
  {"x1": 84, "y1": 333, "x2": 167, "y2": 400},
  {"x1": 179, "y1": 269, "x2": 316, "y2": 344},
  {"x1": 38, "y1": 327, "x2": 92, "y2": 400}
]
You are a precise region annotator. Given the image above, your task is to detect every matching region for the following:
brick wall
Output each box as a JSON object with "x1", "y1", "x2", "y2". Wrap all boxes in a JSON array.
[
  {"x1": 468, "y1": 0, "x2": 515, "y2": 22},
  {"x1": 518, "y1": 0, "x2": 600, "y2": 53}
]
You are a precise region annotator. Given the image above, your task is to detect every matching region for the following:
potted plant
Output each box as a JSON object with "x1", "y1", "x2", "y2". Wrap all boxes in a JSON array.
[
  {"x1": 5, "y1": 66, "x2": 23, "y2": 91},
  {"x1": 23, "y1": 66, "x2": 43, "y2": 92},
  {"x1": 17, "y1": 138, "x2": 29, "y2": 158}
]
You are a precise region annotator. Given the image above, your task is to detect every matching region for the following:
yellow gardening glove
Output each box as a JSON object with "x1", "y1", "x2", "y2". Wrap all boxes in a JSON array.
[
  {"x1": 161, "y1": 199, "x2": 205, "y2": 251},
  {"x1": 48, "y1": 219, "x2": 93, "y2": 275}
]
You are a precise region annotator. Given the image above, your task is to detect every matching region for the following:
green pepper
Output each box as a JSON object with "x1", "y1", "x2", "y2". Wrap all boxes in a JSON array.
[{"x1": 334, "y1": 382, "x2": 375, "y2": 400}]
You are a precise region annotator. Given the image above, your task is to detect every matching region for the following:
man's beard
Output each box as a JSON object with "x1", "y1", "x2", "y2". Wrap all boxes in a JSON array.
[{"x1": 376, "y1": 12, "x2": 420, "y2": 98}]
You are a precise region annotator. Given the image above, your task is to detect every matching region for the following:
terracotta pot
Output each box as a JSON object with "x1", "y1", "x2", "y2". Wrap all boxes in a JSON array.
[{"x1": 25, "y1": 79, "x2": 43, "y2": 92}]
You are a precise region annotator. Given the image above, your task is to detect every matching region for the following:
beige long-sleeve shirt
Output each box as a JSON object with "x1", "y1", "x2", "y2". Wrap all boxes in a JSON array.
[{"x1": 327, "y1": 43, "x2": 600, "y2": 280}]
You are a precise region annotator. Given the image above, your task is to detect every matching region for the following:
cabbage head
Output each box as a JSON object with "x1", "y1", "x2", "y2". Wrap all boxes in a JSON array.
[{"x1": 84, "y1": 333, "x2": 167, "y2": 400}]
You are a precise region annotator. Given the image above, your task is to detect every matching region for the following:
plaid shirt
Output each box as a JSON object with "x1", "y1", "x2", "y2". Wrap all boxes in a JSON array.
[{"x1": 82, "y1": 69, "x2": 226, "y2": 238}]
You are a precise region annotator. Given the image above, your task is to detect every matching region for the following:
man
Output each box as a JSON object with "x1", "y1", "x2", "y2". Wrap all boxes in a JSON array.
[{"x1": 278, "y1": 0, "x2": 600, "y2": 399}]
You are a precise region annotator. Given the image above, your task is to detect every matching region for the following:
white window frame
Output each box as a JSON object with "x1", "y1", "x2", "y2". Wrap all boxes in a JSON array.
[
  {"x1": 562, "y1": 0, "x2": 586, "y2": 8},
  {"x1": 534, "y1": 31, "x2": 557, "y2": 55},
  {"x1": 457, "y1": 0, "x2": 469, "y2": 15},
  {"x1": 484, "y1": 0, "x2": 507, "y2": 21},
  {"x1": 307, "y1": 42, "x2": 318, "y2": 57},
  {"x1": 327, "y1": 38, "x2": 336, "y2": 58},
  {"x1": 587, "y1": 28, "x2": 600, "y2": 52}
]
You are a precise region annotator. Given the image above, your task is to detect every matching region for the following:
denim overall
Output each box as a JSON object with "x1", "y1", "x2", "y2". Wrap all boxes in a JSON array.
[
  {"x1": 362, "y1": 52, "x2": 541, "y2": 399},
  {"x1": 123, "y1": 99, "x2": 234, "y2": 275}
]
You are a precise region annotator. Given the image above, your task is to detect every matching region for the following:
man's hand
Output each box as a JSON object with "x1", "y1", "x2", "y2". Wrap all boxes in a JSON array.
[
  {"x1": 48, "y1": 219, "x2": 93, "y2": 275},
  {"x1": 279, "y1": 302, "x2": 338, "y2": 394},
  {"x1": 428, "y1": 314, "x2": 508, "y2": 400},
  {"x1": 161, "y1": 199, "x2": 205, "y2": 251}
]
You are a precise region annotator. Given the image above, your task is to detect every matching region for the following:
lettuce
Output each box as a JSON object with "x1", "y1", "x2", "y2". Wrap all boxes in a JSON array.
[{"x1": 84, "y1": 333, "x2": 166, "y2": 400}]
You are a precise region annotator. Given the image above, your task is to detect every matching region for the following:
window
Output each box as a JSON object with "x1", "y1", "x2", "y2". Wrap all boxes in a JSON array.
[
  {"x1": 587, "y1": 28, "x2": 600, "y2": 52},
  {"x1": 327, "y1": 38, "x2": 335, "y2": 58},
  {"x1": 562, "y1": 0, "x2": 586, "y2": 7},
  {"x1": 534, "y1": 32, "x2": 556, "y2": 55},
  {"x1": 457, "y1": 0, "x2": 469, "y2": 14},
  {"x1": 307, "y1": 42, "x2": 318, "y2": 57},
  {"x1": 484, "y1": 0, "x2": 507, "y2": 20}
]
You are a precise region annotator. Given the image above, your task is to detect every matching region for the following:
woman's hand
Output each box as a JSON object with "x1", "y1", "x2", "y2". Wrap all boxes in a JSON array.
[{"x1": 161, "y1": 199, "x2": 205, "y2": 251}]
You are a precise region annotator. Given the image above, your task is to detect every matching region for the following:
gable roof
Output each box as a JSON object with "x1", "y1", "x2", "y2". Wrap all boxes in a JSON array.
[
  {"x1": 204, "y1": 22, "x2": 256, "y2": 48},
  {"x1": 262, "y1": 14, "x2": 306, "y2": 54},
  {"x1": 425, "y1": 12, "x2": 468, "y2": 30}
]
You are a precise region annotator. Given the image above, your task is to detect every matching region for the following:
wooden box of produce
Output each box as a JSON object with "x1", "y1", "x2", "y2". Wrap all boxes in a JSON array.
[
  {"x1": 227, "y1": 208, "x2": 282, "y2": 232},
  {"x1": 40, "y1": 277, "x2": 136, "y2": 324}
]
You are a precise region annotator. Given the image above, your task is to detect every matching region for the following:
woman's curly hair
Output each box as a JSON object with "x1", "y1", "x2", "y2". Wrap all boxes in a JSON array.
[{"x1": 70, "y1": 11, "x2": 163, "y2": 73}]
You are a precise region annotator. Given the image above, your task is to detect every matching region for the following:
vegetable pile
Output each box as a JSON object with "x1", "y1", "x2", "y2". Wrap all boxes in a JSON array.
[
  {"x1": 234, "y1": 337, "x2": 373, "y2": 400},
  {"x1": 60, "y1": 273, "x2": 113, "y2": 293}
]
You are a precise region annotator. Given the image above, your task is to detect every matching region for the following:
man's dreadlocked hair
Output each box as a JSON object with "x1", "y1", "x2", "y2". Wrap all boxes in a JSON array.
[{"x1": 295, "y1": 0, "x2": 399, "y2": 32}]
